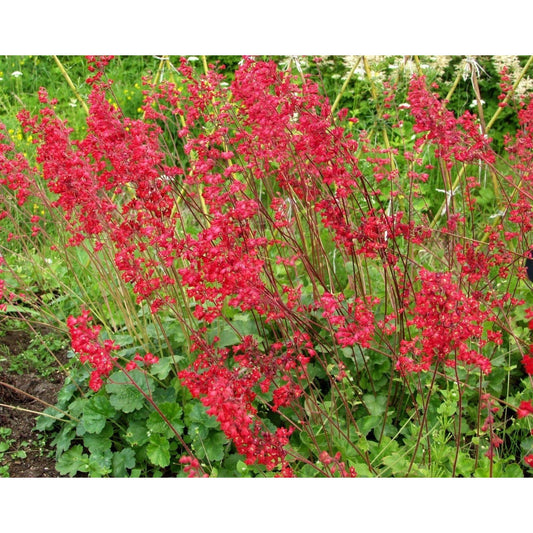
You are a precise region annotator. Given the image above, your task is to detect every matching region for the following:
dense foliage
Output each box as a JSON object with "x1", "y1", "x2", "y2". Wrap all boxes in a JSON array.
[{"x1": 2, "y1": 55, "x2": 533, "y2": 477}]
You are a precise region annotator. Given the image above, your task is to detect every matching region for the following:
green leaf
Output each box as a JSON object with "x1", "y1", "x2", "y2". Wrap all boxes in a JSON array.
[
  {"x1": 106, "y1": 380, "x2": 145, "y2": 413},
  {"x1": 150, "y1": 357, "x2": 173, "y2": 379},
  {"x1": 82, "y1": 395, "x2": 116, "y2": 434},
  {"x1": 185, "y1": 401, "x2": 219, "y2": 428},
  {"x1": 35, "y1": 407, "x2": 62, "y2": 431},
  {"x1": 216, "y1": 325, "x2": 240, "y2": 347},
  {"x1": 202, "y1": 431, "x2": 227, "y2": 462},
  {"x1": 147, "y1": 434, "x2": 170, "y2": 468},
  {"x1": 147, "y1": 403, "x2": 184, "y2": 439},
  {"x1": 185, "y1": 401, "x2": 219, "y2": 442},
  {"x1": 113, "y1": 448, "x2": 137, "y2": 477},
  {"x1": 68, "y1": 397, "x2": 87, "y2": 418},
  {"x1": 351, "y1": 462, "x2": 372, "y2": 478},
  {"x1": 358, "y1": 415, "x2": 382, "y2": 436},
  {"x1": 382, "y1": 452, "x2": 410, "y2": 476},
  {"x1": 437, "y1": 402, "x2": 457, "y2": 417},
  {"x1": 504, "y1": 463, "x2": 524, "y2": 478},
  {"x1": 56, "y1": 445, "x2": 90, "y2": 477},
  {"x1": 152, "y1": 382, "x2": 177, "y2": 404},
  {"x1": 236, "y1": 460, "x2": 248, "y2": 475},
  {"x1": 105, "y1": 369, "x2": 153, "y2": 413},
  {"x1": 3, "y1": 304, "x2": 39, "y2": 316},
  {"x1": 83, "y1": 424, "x2": 113, "y2": 454},
  {"x1": 232, "y1": 313, "x2": 261, "y2": 337},
  {"x1": 454, "y1": 451, "x2": 475, "y2": 477},
  {"x1": 52, "y1": 424, "x2": 76, "y2": 456},
  {"x1": 363, "y1": 394, "x2": 387, "y2": 416},
  {"x1": 125, "y1": 419, "x2": 149, "y2": 448},
  {"x1": 88, "y1": 449, "x2": 113, "y2": 477},
  {"x1": 189, "y1": 422, "x2": 209, "y2": 442}
]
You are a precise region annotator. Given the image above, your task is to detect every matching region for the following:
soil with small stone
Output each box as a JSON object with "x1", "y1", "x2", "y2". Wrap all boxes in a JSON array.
[{"x1": 0, "y1": 326, "x2": 68, "y2": 477}]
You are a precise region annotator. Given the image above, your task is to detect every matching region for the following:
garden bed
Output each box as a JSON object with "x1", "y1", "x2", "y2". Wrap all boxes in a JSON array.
[{"x1": 0, "y1": 325, "x2": 67, "y2": 477}]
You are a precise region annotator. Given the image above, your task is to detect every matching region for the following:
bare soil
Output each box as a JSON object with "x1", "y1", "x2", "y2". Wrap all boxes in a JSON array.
[{"x1": 0, "y1": 327, "x2": 67, "y2": 477}]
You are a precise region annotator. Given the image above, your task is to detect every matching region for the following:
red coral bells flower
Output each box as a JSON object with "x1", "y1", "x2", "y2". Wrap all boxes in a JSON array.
[
  {"x1": 517, "y1": 400, "x2": 533, "y2": 418},
  {"x1": 522, "y1": 351, "x2": 533, "y2": 375},
  {"x1": 524, "y1": 454, "x2": 533, "y2": 468},
  {"x1": 67, "y1": 309, "x2": 119, "y2": 391},
  {"x1": 397, "y1": 269, "x2": 494, "y2": 375},
  {"x1": 179, "y1": 455, "x2": 209, "y2": 478},
  {"x1": 407, "y1": 75, "x2": 494, "y2": 169},
  {"x1": 318, "y1": 450, "x2": 357, "y2": 477}
]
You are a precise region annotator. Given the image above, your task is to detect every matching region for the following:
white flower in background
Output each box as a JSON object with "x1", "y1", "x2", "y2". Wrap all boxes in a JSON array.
[
  {"x1": 432, "y1": 56, "x2": 452, "y2": 76},
  {"x1": 493, "y1": 55, "x2": 533, "y2": 97},
  {"x1": 493, "y1": 55, "x2": 520, "y2": 74},
  {"x1": 187, "y1": 56, "x2": 199, "y2": 62},
  {"x1": 389, "y1": 57, "x2": 418, "y2": 75},
  {"x1": 68, "y1": 98, "x2": 77, "y2": 107},
  {"x1": 343, "y1": 56, "x2": 366, "y2": 80},
  {"x1": 11, "y1": 71, "x2": 22, "y2": 78},
  {"x1": 470, "y1": 99, "x2": 485, "y2": 108},
  {"x1": 460, "y1": 56, "x2": 487, "y2": 81},
  {"x1": 279, "y1": 56, "x2": 308, "y2": 74}
]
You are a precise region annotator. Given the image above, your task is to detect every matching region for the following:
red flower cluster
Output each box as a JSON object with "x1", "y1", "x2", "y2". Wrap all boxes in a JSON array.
[
  {"x1": 5, "y1": 56, "x2": 533, "y2": 476},
  {"x1": 67, "y1": 309, "x2": 119, "y2": 391},
  {"x1": 178, "y1": 331, "x2": 314, "y2": 474},
  {"x1": 179, "y1": 455, "x2": 209, "y2": 478},
  {"x1": 517, "y1": 400, "x2": 533, "y2": 418},
  {"x1": 504, "y1": 94, "x2": 533, "y2": 239},
  {"x1": 15, "y1": 68, "x2": 181, "y2": 309},
  {"x1": 396, "y1": 269, "x2": 494, "y2": 375},
  {"x1": 125, "y1": 352, "x2": 159, "y2": 371},
  {"x1": 407, "y1": 75, "x2": 495, "y2": 169},
  {"x1": 318, "y1": 450, "x2": 357, "y2": 477},
  {"x1": 479, "y1": 393, "x2": 503, "y2": 460},
  {"x1": 0, "y1": 125, "x2": 34, "y2": 208}
]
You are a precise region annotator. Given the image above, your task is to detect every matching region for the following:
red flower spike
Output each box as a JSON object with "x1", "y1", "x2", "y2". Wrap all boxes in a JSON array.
[
  {"x1": 517, "y1": 400, "x2": 533, "y2": 419},
  {"x1": 67, "y1": 309, "x2": 119, "y2": 392}
]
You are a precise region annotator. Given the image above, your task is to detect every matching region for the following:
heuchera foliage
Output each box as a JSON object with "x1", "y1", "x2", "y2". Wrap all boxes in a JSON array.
[{"x1": 3, "y1": 56, "x2": 533, "y2": 476}]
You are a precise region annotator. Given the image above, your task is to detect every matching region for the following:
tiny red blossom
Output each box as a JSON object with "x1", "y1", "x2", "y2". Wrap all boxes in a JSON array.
[{"x1": 517, "y1": 400, "x2": 533, "y2": 419}]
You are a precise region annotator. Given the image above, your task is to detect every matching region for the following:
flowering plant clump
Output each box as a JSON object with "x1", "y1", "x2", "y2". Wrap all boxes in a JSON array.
[{"x1": 3, "y1": 55, "x2": 533, "y2": 477}]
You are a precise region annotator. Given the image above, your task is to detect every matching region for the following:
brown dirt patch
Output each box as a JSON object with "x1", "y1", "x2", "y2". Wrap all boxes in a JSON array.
[{"x1": 0, "y1": 325, "x2": 67, "y2": 477}]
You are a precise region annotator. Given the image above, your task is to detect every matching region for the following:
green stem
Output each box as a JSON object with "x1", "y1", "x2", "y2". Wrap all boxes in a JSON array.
[
  {"x1": 331, "y1": 57, "x2": 361, "y2": 115},
  {"x1": 431, "y1": 56, "x2": 533, "y2": 230},
  {"x1": 485, "y1": 55, "x2": 533, "y2": 132},
  {"x1": 53, "y1": 56, "x2": 89, "y2": 114}
]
